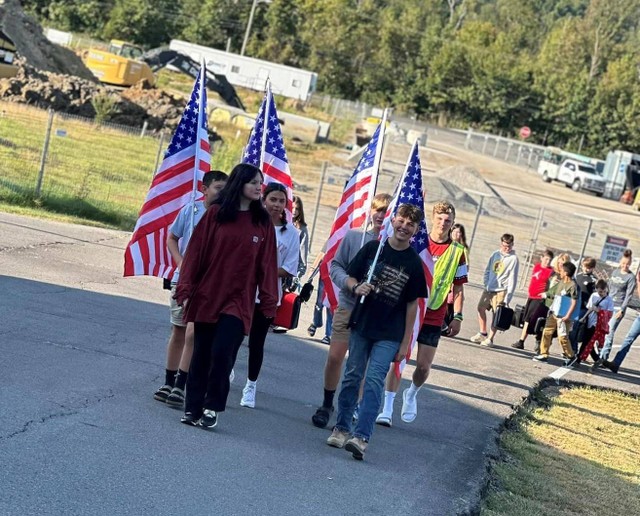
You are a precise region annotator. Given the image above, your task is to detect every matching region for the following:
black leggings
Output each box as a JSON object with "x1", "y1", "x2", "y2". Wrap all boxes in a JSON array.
[
  {"x1": 233, "y1": 305, "x2": 273, "y2": 382},
  {"x1": 185, "y1": 315, "x2": 245, "y2": 415},
  {"x1": 577, "y1": 325, "x2": 599, "y2": 362}
]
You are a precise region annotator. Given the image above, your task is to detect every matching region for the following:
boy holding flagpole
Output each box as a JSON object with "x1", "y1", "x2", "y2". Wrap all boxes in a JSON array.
[{"x1": 326, "y1": 204, "x2": 428, "y2": 460}]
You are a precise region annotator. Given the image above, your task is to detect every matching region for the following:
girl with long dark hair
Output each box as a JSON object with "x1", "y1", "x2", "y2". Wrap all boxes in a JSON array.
[
  {"x1": 236, "y1": 182, "x2": 300, "y2": 408},
  {"x1": 293, "y1": 195, "x2": 309, "y2": 278},
  {"x1": 174, "y1": 163, "x2": 279, "y2": 429}
]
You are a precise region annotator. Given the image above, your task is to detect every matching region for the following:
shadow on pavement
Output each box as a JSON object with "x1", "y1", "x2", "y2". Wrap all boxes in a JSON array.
[{"x1": 1, "y1": 275, "x2": 500, "y2": 516}]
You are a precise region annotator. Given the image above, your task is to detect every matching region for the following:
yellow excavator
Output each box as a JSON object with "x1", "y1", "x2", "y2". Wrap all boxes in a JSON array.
[
  {"x1": 85, "y1": 40, "x2": 154, "y2": 86},
  {"x1": 84, "y1": 40, "x2": 245, "y2": 110},
  {"x1": 0, "y1": 30, "x2": 18, "y2": 79}
]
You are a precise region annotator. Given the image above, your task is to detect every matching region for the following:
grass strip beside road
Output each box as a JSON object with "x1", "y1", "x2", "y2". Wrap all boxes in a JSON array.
[{"x1": 482, "y1": 385, "x2": 640, "y2": 516}]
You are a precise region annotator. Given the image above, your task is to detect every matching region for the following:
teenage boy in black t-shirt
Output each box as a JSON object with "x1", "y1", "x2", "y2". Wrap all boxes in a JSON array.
[{"x1": 325, "y1": 204, "x2": 428, "y2": 460}]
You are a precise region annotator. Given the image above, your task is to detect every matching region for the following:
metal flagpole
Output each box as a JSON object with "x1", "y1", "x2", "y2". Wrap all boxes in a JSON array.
[
  {"x1": 259, "y1": 80, "x2": 271, "y2": 174},
  {"x1": 189, "y1": 59, "x2": 207, "y2": 235},
  {"x1": 360, "y1": 107, "x2": 388, "y2": 248}
]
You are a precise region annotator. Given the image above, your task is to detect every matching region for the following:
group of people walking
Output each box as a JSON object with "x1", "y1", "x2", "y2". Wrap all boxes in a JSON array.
[{"x1": 152, "y1": 161, "x2": 639, "y2": 460}]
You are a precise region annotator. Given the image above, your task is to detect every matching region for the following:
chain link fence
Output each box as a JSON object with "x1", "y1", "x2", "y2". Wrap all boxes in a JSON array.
[{"x1": 2, "y1": 102, "x2": 637, "y2": 307}]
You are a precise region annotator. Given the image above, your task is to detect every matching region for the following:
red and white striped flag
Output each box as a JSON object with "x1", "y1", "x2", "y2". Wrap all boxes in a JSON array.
[
  {"x1": 123, "y1": 64, "x2": 210, "y2": 278},
  {"x1": 242, "y1": 82, "x2": 293, "y2": 219},
  {"x1": 319, "y1": 121, "x2": 385, "y2": 312},
  {"x1": 388, "y1": 140, "x2": 433, "y2": 377}
]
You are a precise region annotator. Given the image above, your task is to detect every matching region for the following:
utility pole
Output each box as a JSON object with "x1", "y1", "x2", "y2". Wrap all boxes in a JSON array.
[{"x1": 241, "y1": 0, "x2": 259, "y2": 56}]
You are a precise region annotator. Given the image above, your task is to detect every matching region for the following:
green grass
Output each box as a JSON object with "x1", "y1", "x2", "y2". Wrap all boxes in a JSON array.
[
  {"x1": 482, "y1": 385, "x2": 640, "y2": 516},
  {"x1": 0, "y1": 104, "x2": 244, "y2": 230}
]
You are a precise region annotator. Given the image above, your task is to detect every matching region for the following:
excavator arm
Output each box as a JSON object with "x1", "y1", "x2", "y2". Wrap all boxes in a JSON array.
[{"x1": 141, "y1": 48, "x2": 245, "y2": 111}]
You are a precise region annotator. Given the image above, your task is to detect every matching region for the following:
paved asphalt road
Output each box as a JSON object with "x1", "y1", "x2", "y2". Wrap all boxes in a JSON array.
[{"x1": 1, "y1": 212, "x2": 638, "y2": 516}]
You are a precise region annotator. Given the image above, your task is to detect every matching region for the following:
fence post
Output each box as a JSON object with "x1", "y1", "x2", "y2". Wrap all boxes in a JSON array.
[
  {"x1": 519, "y1": 207, "x2": 544, "y2": 289},
  {"x1": 504, "y1": 142, "x2": 513, "y2": 161},
  {"x1": 35, "y1": 109, "x2": 54, "y2": 198},
  {"x1": 153, "y1": 131, "x2": 166, "y2": 176},
  {"x1": 481, "y1": 135, "x2": 489, "y2": 154},
  {"x1": 493, "y1": 138, "x2": 500, "y2": 157},
  {"x1": 469, "y1": 195, "x2": 485, "y2": 249},
  {"x1": 140, "y1": 120, "x2": 148, "y2": 138},
  {"x1": 515, "y1": 145, "x2": 522, "y2": 165},
  {"x1": 578, "y1": 218, "x2": 594, "y2": 264},
  {"x1": 309, "y1": 161, "x2": 328, "y2": 252},
  {"x1": 464, "y1": 127, "x2": 472, "y2": 149}
]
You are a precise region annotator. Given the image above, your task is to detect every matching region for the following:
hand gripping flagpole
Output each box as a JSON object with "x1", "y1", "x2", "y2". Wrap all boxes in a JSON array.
[
  {"x1": 360, "y1": 107, "x2": 388, "y2": 248},
  {"x1": 189, "y1": 59, "x2": 207, "y2": 234}
]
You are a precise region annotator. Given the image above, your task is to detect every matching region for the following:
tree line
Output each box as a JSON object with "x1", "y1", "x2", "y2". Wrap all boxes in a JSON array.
[{"x1": 22, "y1": 0, "x2": 640, "y2": 157}]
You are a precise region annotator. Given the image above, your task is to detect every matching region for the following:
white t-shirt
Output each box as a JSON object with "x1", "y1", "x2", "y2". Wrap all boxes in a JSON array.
[
  {"x1": 169, "y1": 201, "x2": 206, "y2": 283},
  {"x1": 257, "y1": 223, "x2": 300, "y2": 305},
  {"x1": 586, "y1": 293, "x2": 614, "y2": 328}
]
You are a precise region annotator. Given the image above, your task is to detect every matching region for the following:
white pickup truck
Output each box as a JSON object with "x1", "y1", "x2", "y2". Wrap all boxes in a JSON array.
[{"x1": 538, "y1": 158, "x2": 606, "y2": 196}]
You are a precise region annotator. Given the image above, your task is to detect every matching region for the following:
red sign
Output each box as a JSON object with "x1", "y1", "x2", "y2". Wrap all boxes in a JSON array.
[{"x1": 519, "y1": 126, "x2": 531, "y2": 139}]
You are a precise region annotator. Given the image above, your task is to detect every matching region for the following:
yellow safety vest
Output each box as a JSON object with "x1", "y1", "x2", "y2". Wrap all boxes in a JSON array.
[{"x1": 427, "y1": 241, "x2": 465, "y2": 311}]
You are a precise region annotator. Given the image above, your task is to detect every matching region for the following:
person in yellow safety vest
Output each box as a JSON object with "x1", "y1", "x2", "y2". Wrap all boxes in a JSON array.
[{"x1": 376, "y1": 201, "x2": 468, "y2": 426}]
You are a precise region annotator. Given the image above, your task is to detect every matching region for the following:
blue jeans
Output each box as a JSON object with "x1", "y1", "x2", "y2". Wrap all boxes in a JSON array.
[
  {"x1": 335, "y1": 331, "x2": 399, "y2": 441},
  {"x1": 612, "y1": 315, "x2": 640, "y2": 368},
  {"x1": 312, "y1": 281, "x2": 333, "y2": 337},
  {"x1": 600, "y1": 309, "x2": 625, "y2": 360}
]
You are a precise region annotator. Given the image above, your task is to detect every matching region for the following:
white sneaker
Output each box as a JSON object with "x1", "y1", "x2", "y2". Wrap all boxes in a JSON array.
[
  {"x1": 480, "y1": 337, "x2": 494, "y2": 347},
  {"x1": 375, "y1": 413, "x2": 393, "y2": 427},
  {"x1": 240, "y1": 382, "x2": 256, "y2": 408},
  {"x1": 229, "y1": 369, "x2": 235, "y2": 383},
  {"x1": 470, "y1": 333, "x2": 487, "y2": 344},
  {"x1": 401, "y1": 388, "x2": 418, "y2": 423}
]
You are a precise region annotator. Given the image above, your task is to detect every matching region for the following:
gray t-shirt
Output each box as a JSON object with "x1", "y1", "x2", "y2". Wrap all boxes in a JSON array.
[
  {"x1": 609, "y1": 269, "x2": 637, "y2": 311},
  {"x1": 329, "y1": 229, "x2": 376, "y2": 310},
  {"x1": 170, "y1": 201, "x2": 206, "y2": 283}
]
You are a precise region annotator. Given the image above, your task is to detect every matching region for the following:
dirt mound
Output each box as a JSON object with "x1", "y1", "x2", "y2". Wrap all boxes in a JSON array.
[
  {"x1": 0, "y1": 0, "x2": 95, "y2": 81},
  {"x1": 0, "y1": 61, "x2": 188, "y2": 130},
  {"x1": 433, "y1": 165, "x2": 527, "y2": 218}
]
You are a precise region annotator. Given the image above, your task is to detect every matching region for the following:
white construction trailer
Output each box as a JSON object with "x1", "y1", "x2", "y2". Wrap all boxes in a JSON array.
[{"x1": 169, "y1": 39, "x2": 318, "y2": 101}]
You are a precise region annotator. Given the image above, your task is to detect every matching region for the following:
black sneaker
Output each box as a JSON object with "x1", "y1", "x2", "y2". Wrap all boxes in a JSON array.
[
  {"x1": 511, "y1": 340, "x2": 524, "y2": 349},
  {"x1": 312, "y1": 405, "x2": 334, "y2": 428},
  {"x1": 154, "y1": 384, "x2": 172, "y2": 403},
  {"x1": 200, "y1": 409, "x2": 218, "y2": 429},
  {"x1": 604, "y1": 361, "x2": 619, "y2": 373},
  {"x1": 166, "y1": 387, "x2": 185, "y2": 408},
  {"x1": 181, "y1": 412, "x2": 200, "y2": 426}
]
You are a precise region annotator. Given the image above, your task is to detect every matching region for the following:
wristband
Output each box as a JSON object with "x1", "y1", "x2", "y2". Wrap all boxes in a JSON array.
[
  {"x1": 351, "y1": 282, "x2": 359, "y2": 295},
  {"x1": 453, "y1": 312, "x2": 463, "y2": 322}
]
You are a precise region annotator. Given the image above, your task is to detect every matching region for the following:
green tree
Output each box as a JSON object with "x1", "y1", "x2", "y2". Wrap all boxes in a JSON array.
[
  {"x1": 102, "y1": 0, "x2": 178, "y2": 48},
  {"x1": 587, "y1": 55, "x2": 640, "y2": 154}
]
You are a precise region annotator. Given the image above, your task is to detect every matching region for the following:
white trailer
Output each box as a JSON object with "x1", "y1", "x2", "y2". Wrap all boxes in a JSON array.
[{"x1": 169, "y1": 39, "x2": 318, "y2": 101}]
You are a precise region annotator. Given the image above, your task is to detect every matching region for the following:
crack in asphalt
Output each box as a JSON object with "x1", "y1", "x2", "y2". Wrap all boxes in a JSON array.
[
  {"x1": 41, "y1": 339, "x2": 160, "y2": 367},
  {"x1": 0, "y1": 390, "x2": 115, "y2": 442},
  {"x1": 0, "y1": 234, "x2": 123, "y2": 254}
]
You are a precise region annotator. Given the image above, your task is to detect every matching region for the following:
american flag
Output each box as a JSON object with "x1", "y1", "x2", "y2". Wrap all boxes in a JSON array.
[
  {"x1": 124, "y1": 65, "x2": 210, "y2": 278},
  {"x1": 242, "y1": 82, "x2": 293, "y2": 218},
  {"x1": 388, "y1": 140, "x2": 433, "y2": 377},
  {"x1": 319, "y1": 122, "x2": 385, "y2": 311}
]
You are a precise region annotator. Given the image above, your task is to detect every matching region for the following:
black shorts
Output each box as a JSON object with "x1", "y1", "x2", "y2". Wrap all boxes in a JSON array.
[
  {"x1": 523, "y1": 298, "x2": 545, "y2": 323},
  {"x1": 417, "y1": 324, "x2": 442, "y2": 348}
]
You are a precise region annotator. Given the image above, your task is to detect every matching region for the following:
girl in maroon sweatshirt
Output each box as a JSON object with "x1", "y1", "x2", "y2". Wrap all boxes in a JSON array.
[{"x1": 174, "y1": 163, "x2": 279, "y2": 429}]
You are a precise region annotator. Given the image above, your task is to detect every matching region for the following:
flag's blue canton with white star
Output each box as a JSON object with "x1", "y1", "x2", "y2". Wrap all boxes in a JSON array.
[
  {"x1": 243, "y1": 93, "x2": 289, "y2": 166},
  {"x1": 396, "y1": 144, "x2": 428, "y2": 253},
  {"x1": 165, "y1": 69, "x2": 207, "y2": 158},
  {"x1": 243, "y1": 97, "x2": 266, "y2": 166},
  {"x1": 354, "y1": 124, "x2": 381, "y2": 175}
]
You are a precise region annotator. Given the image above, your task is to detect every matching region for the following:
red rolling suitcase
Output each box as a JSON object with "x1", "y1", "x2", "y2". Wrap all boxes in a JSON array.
[{"x1": 273, "y1": 292, "x2": 301, "y2": 330}]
